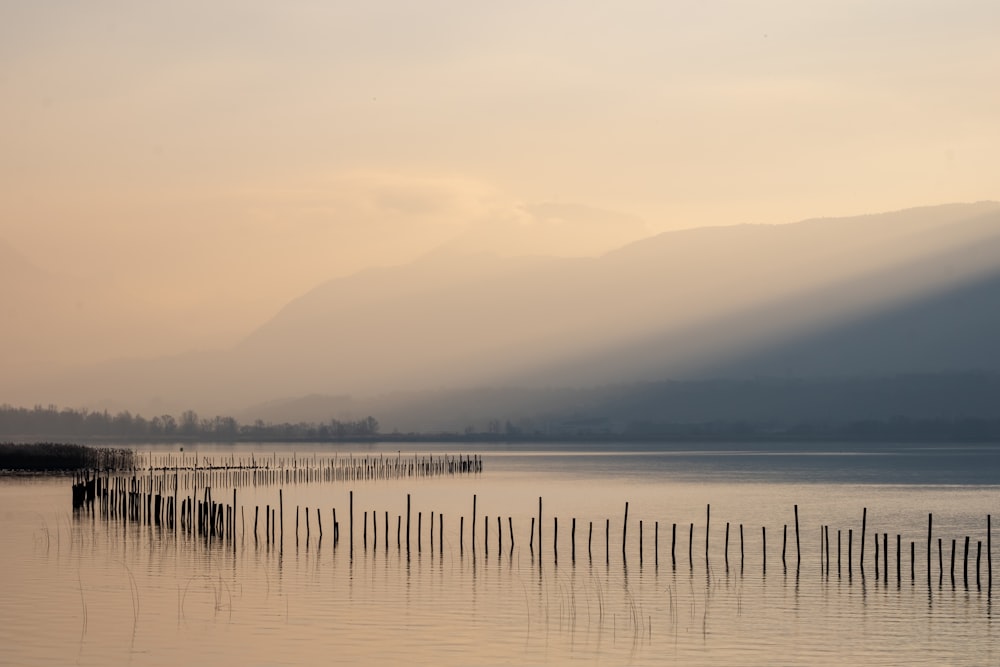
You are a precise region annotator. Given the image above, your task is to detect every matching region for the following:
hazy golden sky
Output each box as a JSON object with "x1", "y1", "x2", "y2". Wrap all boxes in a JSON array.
[{"x1": 2, "y1": 1, "x2": 999, "y2": 370}]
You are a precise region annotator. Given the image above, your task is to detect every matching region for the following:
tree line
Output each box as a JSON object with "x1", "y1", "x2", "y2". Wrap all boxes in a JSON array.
[{"x1": 0, "y1": 404, "x2": 379, "y2": 441}]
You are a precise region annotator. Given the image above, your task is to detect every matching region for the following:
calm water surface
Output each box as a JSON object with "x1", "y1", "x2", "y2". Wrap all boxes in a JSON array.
[{"x1": 1, "y1": 441, "x2": 998, "y2": 665}]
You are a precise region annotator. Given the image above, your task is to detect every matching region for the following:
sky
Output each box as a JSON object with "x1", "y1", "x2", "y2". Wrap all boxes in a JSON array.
[{"x1": 2, "y1": 1, "x2": 999, "y2": 384}]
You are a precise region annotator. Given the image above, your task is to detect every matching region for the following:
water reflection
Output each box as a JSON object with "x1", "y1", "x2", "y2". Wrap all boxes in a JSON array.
[{"x1": 3, "y1": 445, "x2": 1000, "y2": 665}]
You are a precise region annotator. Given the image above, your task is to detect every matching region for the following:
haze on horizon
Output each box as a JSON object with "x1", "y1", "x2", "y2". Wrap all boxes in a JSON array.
[{"x1": 2, "y1": 2, "x2": 999, "y2": 414}]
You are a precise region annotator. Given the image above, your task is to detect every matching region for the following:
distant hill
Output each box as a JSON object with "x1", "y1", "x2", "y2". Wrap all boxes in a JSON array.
[{"x1": 24, "y1": 201, "x2": 1000, "y2": 424}]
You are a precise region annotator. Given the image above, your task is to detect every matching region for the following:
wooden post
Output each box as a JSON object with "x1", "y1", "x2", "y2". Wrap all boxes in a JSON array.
[
  {"x1": 848, "y1": 529, "x2": 853, "y2": 576},
  {"x1": 483, "y1": 515, "x2": 487, "y2": 555},
  {"x1": 964, "y1": 536, "x2": 970, "y2": 588},
  {"x1": 589, "y1": 521, "x2": 593, "y2": 560},
  {"x1": 977, "y1": 540, "x2": 982, "y2": 590},
  {"x1": 837, "y1": 530, "x2": 841, "y2": 576},
  {"x1": 825, "y1": 526, "x2": 831, "y2": 576},
  {"x1": 989, "y1": 514, "x2": 993, "y2": 595},
  {"x1": 472, "y1": 494, "x2": 477, "y2": 553},
  {"x1": 928, "y1": 513, "x2": 933, "y2": 587},
  {"x1": 623, "y1": 502, "x2": 629, "y2": 561},
  {"x1": 794, "y1": 505, "x2": 801, "y2": 566},
  {"x1": 896, "y1": 533, "x2": 903, "y2": 584},
  {"x1": 279, "y1": 488, "x2": 283, "y2": 548},
  {"x1": 740, "y1": 524, "x2": 744, "y2": 567},
  {"x1": 725, "y1": 522, "x2": 730, "y2": 568},
  {"x1": 639, "y1": 520, "x2": 643, "y2": 565},
  {"x1": 875, "y1": 533, "x2": 880, "y2": 580},
  {"x1": 762, "y1": 526, "x2": 766, "y2": 572},
  {"x1": 782, "y1": 525, "x2": 786, "y2": 569},
  {"x1": 350, "y1": 490, "x2": 354, "y2": 551},
  {"x1": 527, "y1": 517, "x2": 532, "y2": 551},
  {"x1": 606, "y1": 519, "x2": 610, "y2": 565},
  {"x1": 911, "y1": 541, "x2": 915, "y2": 581},
  {"x1": 671, "y1": 523, "x2": 676, "y2": 568},
  {"x1": 461, "y1": 516, "x2": 465, "y2": 553},
  {"x1": 572, "y1": 518, "x2": 576, "y2": 562},
  {"x1": 507, "y1": 516, "x2": 511, "y2": 554},
  {"x1": 860, "y1": 507, "x2": 867, "y2": 576},
  {"x1": 883, "y1": 533, "x2": 888, "y2": 583},
  {"x1": 537, "y1": 497, "x2": 541, "y2": 558},
  {"x1": 939, "y1": 538, "x2": 944, "y2": 584},
  {"x1": 553, "y1": 517, "x2": 558, "y2": 561},
  {"x1": 706, "y1": 504, "x2": 710, "y2": 564},
  {"x1": 951, "y1": 538, "x2": 956, "y2": 587},
  {"x1": 407, "y1": 494, "x2": 411, "y2": 552}
]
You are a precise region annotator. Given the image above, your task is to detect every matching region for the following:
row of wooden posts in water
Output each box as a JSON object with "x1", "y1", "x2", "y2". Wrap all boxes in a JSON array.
[
  {"x1": 70, "y1": 451, "x2": 483, "y2": 495},
  {"x1": 72, "y1": 471, "x2": 995, "y2": 593}
]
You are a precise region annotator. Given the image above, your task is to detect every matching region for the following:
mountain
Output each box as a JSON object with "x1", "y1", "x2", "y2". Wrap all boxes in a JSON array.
[{"x1": 20, "y1": 201, "x2": 1000, "y2": 423}]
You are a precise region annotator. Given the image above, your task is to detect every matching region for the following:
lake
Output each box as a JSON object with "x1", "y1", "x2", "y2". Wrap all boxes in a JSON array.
[{"x1": 1, "y1": 441, "x2": 998, "y2": 665}]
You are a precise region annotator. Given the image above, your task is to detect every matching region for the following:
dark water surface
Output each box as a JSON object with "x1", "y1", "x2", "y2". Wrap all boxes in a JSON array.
[{"x1": 1, "y1": 441, "x2": 998, "y2": 665}]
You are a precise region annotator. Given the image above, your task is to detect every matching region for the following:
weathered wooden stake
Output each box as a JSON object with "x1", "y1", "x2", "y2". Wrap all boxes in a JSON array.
[
  {"x1": 762, "y1": 526, "x2": 767, "y2": 572},
  {"x1": 623, "y1": 502, "x2": 629, "y2": 561},
  {"x1": 706, "y1": 504, "x2": 711, "y2": 563},
  {"x1": 671, "y1": 523, "x2": 677, "y2": 567},
  {"x1": 964, "y1": 536, "x2": 970, "y2": 588},
  {"x1": 977, "y1": 540, "x2": 982, "y2": 589},
  {"x1": 794, "y1": 505, "x2": 801, "y2": 566},
  {"x1": 951, "y1": 538, "x2": 956, "y2": 586},
  {"x1": 860, "y1": 507, "x2": 867, "y2": 576},
  {"x1": 848, "y1": 529, "x2": 853, "y2": 576},
  {"x1": 928, "y1": 513, "x2": 933, "y2": 587},
  {"x1": 725, "y1": 522, "x2": 730, "y2": 568},
  {"x1": 572, "y1": 518, "x2": 576, "y2": 561}
]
